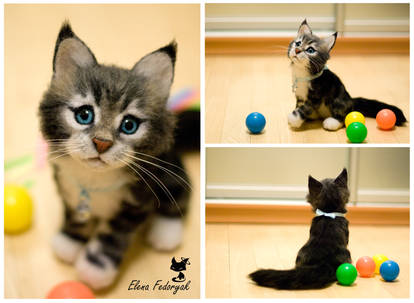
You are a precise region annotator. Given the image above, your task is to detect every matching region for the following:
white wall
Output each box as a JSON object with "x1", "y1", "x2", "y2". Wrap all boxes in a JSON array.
[
  {"x1": 206, "y1": 3, "x2": 409, "y2": 37},
  {"x1": 206, "y1": 148, "x2": 409, "y2": 206}
]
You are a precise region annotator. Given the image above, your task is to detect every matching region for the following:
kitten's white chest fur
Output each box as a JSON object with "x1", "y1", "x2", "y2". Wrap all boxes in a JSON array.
[
  {"x1": 53, "y1": 157, "x2": 134, "y2": 219},
  {"x1": 292, "y1": 64, "x2": 310, "y2": 101},
  {"x1": 291, "y1": 64, "x2": 332, "y2": 119},
  {"x1": 295, "y1": 82, "x2": 309, "y2": 101}
]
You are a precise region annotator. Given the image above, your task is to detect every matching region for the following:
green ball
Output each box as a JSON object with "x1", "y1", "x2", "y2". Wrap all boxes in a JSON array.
[
  {"x1": 336, "y1": 263, "x2": 357, "y2": 286},
  {"x1": 346, "y1": 122, "x2": 367, "y2": 143}
]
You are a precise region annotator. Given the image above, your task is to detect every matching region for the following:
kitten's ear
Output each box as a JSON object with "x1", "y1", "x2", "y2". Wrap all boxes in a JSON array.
[
  {"x1": 308, "y1": 175, "x2": 323, "y2": 196},
  {"x1": 53, "y1": 22, "x2": 97, "y2": 79},
  {"x1": 323, "y1": 32, "x2": 337, "y2": 52},
  {"x1": 298, "y1": 19, "x2": 312, "y2": 36},
  {"x1": 172, "y1": 257, "x2": 177, "y2": 264},
  {"x1": 131, "y1": 41, "x2": 177, "y2": 101},
  {"x1": 335, "y1": 168, "x2": 348, "y2": 187}
]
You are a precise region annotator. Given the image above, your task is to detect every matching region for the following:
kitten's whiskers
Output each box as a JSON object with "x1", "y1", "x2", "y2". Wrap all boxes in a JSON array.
[
  {"x1": 123, "y1": 152, "x2": 191, "y2": 191},
  {"x1": 126, "y1": 159, "x2": 183, "y2": 217},
  {"x1": 116, "y1": 157, "x2": 161, "y2": 208},
  {"x1": 47, "y1": 147, "x2": 83, "y2": 162},
  {"x1": 125, "y1": 150, "x2": 187, "y2": 174}
]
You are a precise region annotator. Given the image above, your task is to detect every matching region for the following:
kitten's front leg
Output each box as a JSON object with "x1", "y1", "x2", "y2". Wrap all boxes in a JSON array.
[
  {"x1": 288, "y1": 101, "x2": 315, "y2": 128},
  {"x1": 147, "y1": 184, "x2": 189, "y2": 251},
  {"x1": 75, "y1": 201, "x2": 148, "y2": 290},
  {"x1": 147, "y1": 215, "x2": 184, "y2": 251},
  {"x1": 52, "y1": 207, "x2": 97, "y2": 264}
]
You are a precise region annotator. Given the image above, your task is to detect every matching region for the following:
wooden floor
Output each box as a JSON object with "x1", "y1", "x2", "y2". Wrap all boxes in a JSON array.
[
  {"x1": 5, "y1": 152, "x2": 200, "y2": 299},
  {"x1": 206, "y1": 223, "x2": 409, "y2": 298},
  {"x1": 205, "y1": 54, "x2": 409, "y2": 143}
]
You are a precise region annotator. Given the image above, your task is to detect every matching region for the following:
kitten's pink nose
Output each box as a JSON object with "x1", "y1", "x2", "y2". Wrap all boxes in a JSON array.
[
  {"x1": 295, "y1": 48, "x2": 301, "y2": 54},
  {"x1": 92, "y1": 137, "x2": 113, "y2": 153}
]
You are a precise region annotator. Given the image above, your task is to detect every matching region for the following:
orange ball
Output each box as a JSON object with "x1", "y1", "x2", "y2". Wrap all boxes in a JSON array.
[
  {"x1": 356, "y1": 256, "x2": 376, "y2": 278},
  {"x1": 376, "y1": 109, "x2": 396, "y2": 130},
  {"x1": 46, "y1": 281, "x2": 95, "y2": 299}
]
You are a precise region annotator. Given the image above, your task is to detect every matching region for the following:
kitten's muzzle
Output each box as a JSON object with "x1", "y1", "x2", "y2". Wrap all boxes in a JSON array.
[
  {"x1": 295, "y1": 48, "x2": 302, "y2": 54},
  {"x1": 92, "y1": 137, "x2": 113, "y2": 153}
]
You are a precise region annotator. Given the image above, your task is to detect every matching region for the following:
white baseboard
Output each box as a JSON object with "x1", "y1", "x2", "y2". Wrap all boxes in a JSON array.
[{"x1": 206, "y1": 184, "x2": 409, "y2": 205}]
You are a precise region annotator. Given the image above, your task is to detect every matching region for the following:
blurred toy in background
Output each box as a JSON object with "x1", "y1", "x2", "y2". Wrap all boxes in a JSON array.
[
  {"x1": 46, "y1": 281, "x2": 95, "y2": 299},
  {"x1": 4, "y1": 184, "x2": 33, "y2": 234},
  {"x1": 168, "y1": 87, "x2": 200, "y2": 151},
  {"x1": 4, "y1": 138, "x2": 48, "y2": 234}
]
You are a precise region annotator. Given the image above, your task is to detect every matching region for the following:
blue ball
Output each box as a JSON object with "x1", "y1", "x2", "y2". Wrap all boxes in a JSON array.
[
  {"x1": 246, "y1": 112, "x2": 266, "y2": 134},
  {"x1": 380, "y1": 260, "x2": 400, "y2": 282}
]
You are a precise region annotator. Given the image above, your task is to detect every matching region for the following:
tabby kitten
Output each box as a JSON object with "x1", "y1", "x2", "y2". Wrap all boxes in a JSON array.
[
  {"x1": 39, "y1": 22, "x2": 191, "y2": 290},
  {"x1": 250, "y1": 169, "x2": 351, "y2": 290},
  {"x1": 287, "y1": 20, "x2": 406, "y2": 131}
]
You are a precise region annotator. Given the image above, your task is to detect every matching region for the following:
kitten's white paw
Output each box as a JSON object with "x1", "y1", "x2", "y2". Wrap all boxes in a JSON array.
[
  {"x1": 323, "y1": 117, "x2": 343, "y2": 131},
  {"x1": 75, "y1": 241, "x2": 118, "y2": 290},
  {"x1": 288, "y1": 111, "x2": 304, "y2": 128},
  {"x1": 52, "y1": 232, "x2": 83, "y2": 264},
  {"x1": 147, "y1": 216, "x2": 183, "y2": 251}
]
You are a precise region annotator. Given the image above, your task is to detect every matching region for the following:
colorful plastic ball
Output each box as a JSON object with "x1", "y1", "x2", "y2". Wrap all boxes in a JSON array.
[
  {"x1": 346, "y1": 122, "x2": 367, "y2": 143},
  {"x1": 356, "y1": 256, "x2": 376, "y2": 277},
  {"x1": 4, "y1": 184, "x2": 33, "y2": 234},
  {"x1": 380, "y1": 260, "x2": 400, "y2": 282},
  {"x1": 373, "y1": 254, "x2": 389, "y2": 274},
  {"x1": 336, "y1": 263, "x2": 358, "y2": 286},
  {"x1": 345, "y1": 111, "x2": 365, "y2": 128},
  {"x1": 246, "y1": 112, "x2": 266, "y2": 134},
  {"x1": 46, "y1": 281, "x2": 95, "y2": 299},
  {"x1": 376, "y1": 109, "x2": 396, "y2": 130}
]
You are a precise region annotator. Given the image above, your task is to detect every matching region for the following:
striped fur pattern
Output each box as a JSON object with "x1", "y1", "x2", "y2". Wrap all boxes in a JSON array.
[
  {"x1": 40, "y1": 22, "x2": 190, "y2": 290},
  {"x1": 249, "y1": 169, "x2": 351, "y2": 290},
  {"x1": 287, "y1": 20, "x2": 406, "y2": 131}
]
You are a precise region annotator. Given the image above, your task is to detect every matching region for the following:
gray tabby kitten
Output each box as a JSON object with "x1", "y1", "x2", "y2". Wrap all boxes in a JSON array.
[
  {"x1": 288, "y1": 20, "x2": 406, "y2": 131},
  {"x1": 250, "y1": 169, "x2": 351, "y2": 290},
  {"x1": 39, "y1": 22, "x2": 190, "y2": 290}
]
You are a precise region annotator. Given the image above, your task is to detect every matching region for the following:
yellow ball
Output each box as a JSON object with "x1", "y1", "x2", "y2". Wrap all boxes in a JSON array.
[
  {"x1": 345, "y1": 111, "x2": 365, "y2": 128},
  {"x1": 4, "y1": 184, "x2": 33, "y2": 234},
  {"x1": 372, "y1": 254, "x2": 388, "y2": 274}
]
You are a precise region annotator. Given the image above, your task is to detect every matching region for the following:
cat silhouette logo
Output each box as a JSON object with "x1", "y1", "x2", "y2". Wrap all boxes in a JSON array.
[{"x1": 170, "y1": 257, "x2": 190, "y2": 282}]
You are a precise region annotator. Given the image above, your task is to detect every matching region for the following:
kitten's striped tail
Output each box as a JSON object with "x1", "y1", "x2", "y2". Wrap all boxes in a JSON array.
[
  {"x1": 249, "y1": 266, "x2": 336, "y2": 290},
  {"x1": 352, "y1": 97, "x2": 407, "y2": 126}
]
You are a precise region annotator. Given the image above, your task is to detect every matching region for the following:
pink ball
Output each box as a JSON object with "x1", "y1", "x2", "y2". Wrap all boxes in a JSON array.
[
  {"x1": 376, "y1": 109, "x2": 396, "y2": 130},
  {"x1": 356, "y1": 256, "x2": 376, "y2": 278},
  {"x1": 46, "y1": 281, "x2": 95, "y2": 299}
]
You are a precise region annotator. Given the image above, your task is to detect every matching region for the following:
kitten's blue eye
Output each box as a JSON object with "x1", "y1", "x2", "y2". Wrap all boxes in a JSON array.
[
  {"x1": 120, "y1": 115, "x2": 140, "y2": 135},
  {"x1": 295, "y1": 41, "x2": 301, "y2": 47},
  {"x1": 306, "y1": 47, "x2": 316, "y2": 54},
  {"x1": 74, "y1": 106, "x2": 94, "y2": 125}
]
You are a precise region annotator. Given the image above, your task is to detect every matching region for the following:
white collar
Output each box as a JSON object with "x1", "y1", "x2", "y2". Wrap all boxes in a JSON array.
[
  {"x1": 73, "y1": 179, "x2": 128, "y2": 223},
  {"x1": 315, "y1": 208, "x2": 346, "y2": 219},
  {"x1": 292, "y1": 66, "x2": 328, "y2": 92}
]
